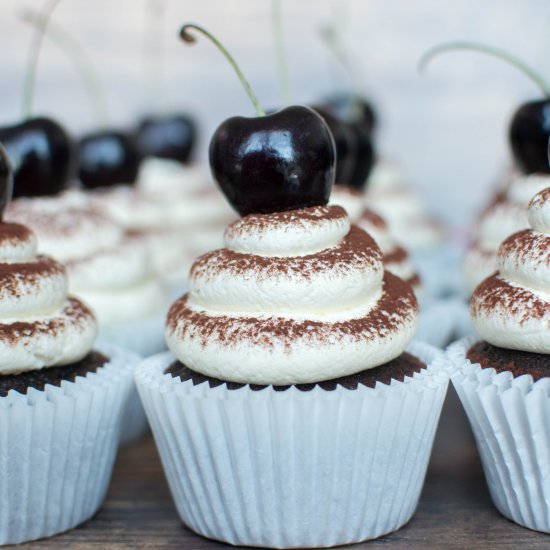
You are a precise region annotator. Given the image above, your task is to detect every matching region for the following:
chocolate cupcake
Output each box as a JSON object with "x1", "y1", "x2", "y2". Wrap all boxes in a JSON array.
[
  {"x1": 7, "y1": 190, "x2": 167, "y2": 444},
  {"x1": 448, "y1": 187, "x2": 550, "y2": 533},
  {"x1": 135, "y1": 83, "x2": 448, "y2": 545},
  {"x1": 0, "y1": 150, "x2": 134, "y2": 543}
]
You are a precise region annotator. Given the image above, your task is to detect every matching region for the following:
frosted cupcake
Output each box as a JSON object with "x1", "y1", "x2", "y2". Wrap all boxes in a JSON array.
[
  {"x1": 0, "y1": 148, "x2": 133, "y2": 544},
  {"x1": 448, "y1": 187, "x2": 550, "y2": 533},
  {"x1": 136, "y1": 29, "x2": 448, "y2": 545},
  {"x1": 6, "y1": 190, "x2": 166, "y2": 443},
  {"x1": 6, "y1": 190, "x2": 167, "y2": 356}
]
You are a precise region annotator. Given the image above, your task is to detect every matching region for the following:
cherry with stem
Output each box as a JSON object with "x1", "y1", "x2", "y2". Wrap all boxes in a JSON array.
[
  {"x1": 420, "y1": 40, "x2": 550, "y2": 174},
  {"x1": 179, "y1": 23, "x2": 335, "y2": 215}
]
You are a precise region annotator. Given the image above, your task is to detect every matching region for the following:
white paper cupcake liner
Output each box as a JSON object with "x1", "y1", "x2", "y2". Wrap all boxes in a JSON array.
[
  {"x1": 98, "y1": 311, "x2": 167, "y2": 358},
  {"x1": 448, "y1": 336, "x2": 550, "y2": 533},
  {"x1": 0, "y1": 343, "x2": 133, "y2": 545},
  {"x1": 136, "y1": 341, "x2": 449, "y2": 548}
]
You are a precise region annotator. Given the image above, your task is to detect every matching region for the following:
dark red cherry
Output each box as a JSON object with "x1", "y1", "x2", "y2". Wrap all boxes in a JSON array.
[
  {"x1": 312, "y1": 106, "x2": 357, "y2": 184},
  {"x1": 347, "y1": 123, "x2": 375, "y2": 190},
  {"x1": 136, "y1": 114, "x2": 196, "y2": 163},
  {"x1": 0, "y1": 144, "x2": 13, "y2": 218},
  {"x1": 509, "y1": 99, "x2": 550, "y2": 174},
  {"x1": 325, "y1": 93, "x2": 377, "y2": 134},
  {"x1": 78, "y1": 130, "x2": 141, "y2": 189},
  {"x1": 209, "y1": 105, "x2": 336, "y2": 216},
  {"x1": 0, "y1": 117, "x2": 73, "y2": 198}
]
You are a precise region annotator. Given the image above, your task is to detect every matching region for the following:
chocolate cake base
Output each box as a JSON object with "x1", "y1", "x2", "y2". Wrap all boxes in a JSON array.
[
  {"x1": 165, "y1": 352, "x2": 426, "y2": 392},
  {"x1": 0, "y1": 351, "x2": 109, "y2": 397},
  {"x1": 467, "y1": 341, "x2": 550, "y2": 381}
]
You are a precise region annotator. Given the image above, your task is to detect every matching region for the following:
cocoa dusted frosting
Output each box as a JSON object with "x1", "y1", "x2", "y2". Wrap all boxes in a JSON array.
[
  {"x1": 0, "y1": 222, "x2": 97, "y2": 374},
  {"x1": 166, "y1": 205, "x2": 419, "y2": 385},
  {"x1": 471, "y1": 187, "x2": 550, "y2": 353}
]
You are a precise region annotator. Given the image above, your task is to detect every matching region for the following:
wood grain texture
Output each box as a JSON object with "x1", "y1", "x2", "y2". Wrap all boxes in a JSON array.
[{"x1": 13, "y1": 386, "x2": 549, "y2": 549}]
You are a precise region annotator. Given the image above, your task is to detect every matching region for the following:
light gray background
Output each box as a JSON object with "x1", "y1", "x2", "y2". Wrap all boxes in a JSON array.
[{"x1": 1, "y1": 0, "x2": 549, "y2": 229}]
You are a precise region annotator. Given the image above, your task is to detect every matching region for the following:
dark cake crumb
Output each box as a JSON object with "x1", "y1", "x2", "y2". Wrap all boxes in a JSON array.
[
  {"x1": 0, "y1": 351, "x2": 109, "y2": 397},
  {"x1": 165, "y1": 352, "x2": 426, "y2": 391},
  {"x1": 467, "y1": 341, "x2": 549, "y2": 381}
]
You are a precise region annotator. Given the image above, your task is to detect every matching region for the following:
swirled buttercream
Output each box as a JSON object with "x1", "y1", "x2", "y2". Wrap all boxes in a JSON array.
[
  {"x1": 166, "y1": 205, "x2": 418, "y2": 384},
  {"x1": 464, "y1": 173, "x2": 550, "y2": 291},
  {"x1": 471, "y1": 187, "x2": 550, "y2": 353},
  {"x1": 6, "y1": 191, "x2": 165, "y2": 326},
  {"x1": 0, "y1": 222, "x2": 97, "y2": 374}
]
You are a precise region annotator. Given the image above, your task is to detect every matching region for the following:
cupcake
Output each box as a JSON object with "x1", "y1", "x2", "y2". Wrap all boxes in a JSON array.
[
  {"x1": 0, "y1": 147, "x2": 133, "y2": 544},
  {"x1": 6, "y1": 190, "x2": 165, "y2": 444},
  {"x1": 448, "y1": 187, "x2": 550, "y2": 533},
  {"x1": 135, "y1": 56, "x2": 449, "y2": 546},
  {"x1": 6, "y1": 190, "x2": 167, "y2": 356}
]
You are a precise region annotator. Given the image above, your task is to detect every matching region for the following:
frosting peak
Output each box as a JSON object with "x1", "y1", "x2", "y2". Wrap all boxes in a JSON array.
[
  {"x1": 471, "y1": 187, "x2": 550, "y2": 353},
  {"x1": 0, "y1": 223, "x2": 97, "y2": 374},
  {"x1": 167, "y1": 206, "x2": 418, "y2": 385}
]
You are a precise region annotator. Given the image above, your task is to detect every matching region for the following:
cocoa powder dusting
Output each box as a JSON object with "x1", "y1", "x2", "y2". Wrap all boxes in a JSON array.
[
  {"x1": 168, "y1": 272, "x2": 417, "y2": 349},
  {"x1": 226, "y1": 205, "x2": 347, "y2": 236},
  {"x1": 499, "y1": 230, "x2": 549, "y2": 265},
  {"x1": 0, "y1": 298, "x2": 94, "y2": 345},
  {"x1": 191, "y1": 226, "x2": 381, "y2": 281},
  {"x1": 360, "y1": 209, "x2": 387, "y2": 230},
  {"x1": 383, "y1": 246, "x2": 408, "y2": 265},
  {"x1": 0, "y1": 223, "x2": 33, "y2": 243},
  {"x1": 472, "y1": 275, "x2": 548, "y2": 324}
]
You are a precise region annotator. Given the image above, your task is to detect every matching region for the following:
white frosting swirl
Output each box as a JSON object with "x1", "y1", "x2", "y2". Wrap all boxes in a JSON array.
[
  {"x1": 364, "y1": 160, "x2": 443, "y2": 252},
  {"x1": 6, "y1": 192, "x2": 165, "y2": 326},
  {"x1": 471, "y1": 188, "x2": 550, "y2": 353},
  {"x1": 330, "y1": 187, "x2": 420, "y2": 290},
  {"x1": 0, "y1": 223, "x2": 97, "y2": 374},
  {"x1": 464, "y1": 174, "x2": 550, "y2": 291},
  {"x1": 166, "y1": 205, "x2": 418, "y2": 385}
]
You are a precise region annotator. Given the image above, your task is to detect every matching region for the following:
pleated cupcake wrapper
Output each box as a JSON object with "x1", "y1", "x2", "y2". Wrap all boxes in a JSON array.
[
  {"x1": 0, "y1": 343, "x2": 134, "y2": 545},
  {"x1": 448, "y1": 336, "x2": 550, "y2": 533},
  {"x1": 98, "y1": 311, "x2": 167, "y2": 358},
  {"x1": 136, "y1": 341, "x2": 449, "y2": 548}
]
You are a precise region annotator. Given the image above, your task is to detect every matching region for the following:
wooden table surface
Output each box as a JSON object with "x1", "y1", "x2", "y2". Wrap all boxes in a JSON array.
[{"x1": 15, "y1": 386, "x2": 549, "y2": 549}]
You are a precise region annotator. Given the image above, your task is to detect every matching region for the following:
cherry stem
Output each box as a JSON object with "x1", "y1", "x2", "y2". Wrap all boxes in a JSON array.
[
  {"x1": 21, "y1": 9, "x2": 110, "y2": 125},
  {"x1": 271, "y1": 0, "x2": 292, "y2": 106},
  {"x1": 142, "y1": 0, "x2": 165, "y2": 114},
  {"x1": 180, "y1": 24, "x2": 265, "y2": 117},
  {"x1": 22, "y1": 0, "x2": 64, "y2": 119},
  {"x1": 419, "y1": 41, "x2": 550, "y2": 99}
]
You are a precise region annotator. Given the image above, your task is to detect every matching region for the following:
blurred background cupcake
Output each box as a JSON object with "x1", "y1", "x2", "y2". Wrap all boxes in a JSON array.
[{"x1": 448, "y1": 186, "x2": 550, "y2": 533}]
